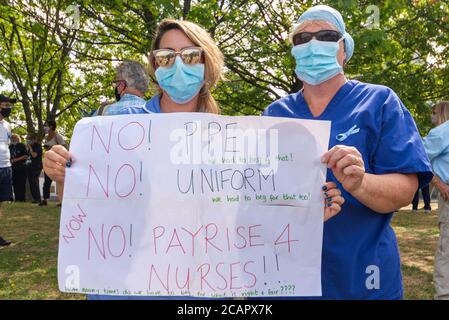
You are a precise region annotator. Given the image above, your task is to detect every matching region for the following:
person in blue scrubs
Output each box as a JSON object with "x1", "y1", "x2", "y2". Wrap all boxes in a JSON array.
[
  {"x1": 262, "y1": 5, "x2": 433, "y2": 299},
  {"x1": 423, "y1": 101, "x2": 449, "y2": 300}
]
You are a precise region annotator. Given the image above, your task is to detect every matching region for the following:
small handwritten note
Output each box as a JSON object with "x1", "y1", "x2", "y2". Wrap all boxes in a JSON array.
[{"x1": 58, "y1": 113, "x2": 330, "y2": 297}]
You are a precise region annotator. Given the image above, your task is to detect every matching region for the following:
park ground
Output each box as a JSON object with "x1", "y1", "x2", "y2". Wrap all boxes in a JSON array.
[{"x1": 0, "y1": 201, "x2": 440, "y2": 300}]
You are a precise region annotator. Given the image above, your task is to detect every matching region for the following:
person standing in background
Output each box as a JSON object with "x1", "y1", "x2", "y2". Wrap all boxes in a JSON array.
[
  {"x1": 40, "y1": 120, "x2": 67, "y2": 206},
  {"x1": 94, "y1": 60, "x2": 149, "y2": 116},
  {"x1": 26, "y1": 133, "x2": 42, "y2": 204},
  {"x1": 0, "y1": 94, "x2": 16, "y2": 246},
  {"x1": 412, "y1": 185, "x2": 432, "y2": 213},
  {"x1": 423, "y1": 101, "x2": 449, "y2": 300},
  {"x1": 9, "y1": 134, "x2": 28, "y2": 202}
]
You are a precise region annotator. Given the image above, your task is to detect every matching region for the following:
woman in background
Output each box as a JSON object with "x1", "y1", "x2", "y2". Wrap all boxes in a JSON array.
[
  {"x1": 40, "y1": 120, "x2": 67, "y2": 206},
  {"x1": 26, "y1": 133, "x2": 43, "y2": 204},
  {"x1": 424, "y1": 101, "x2": 449, "y2": 300}
]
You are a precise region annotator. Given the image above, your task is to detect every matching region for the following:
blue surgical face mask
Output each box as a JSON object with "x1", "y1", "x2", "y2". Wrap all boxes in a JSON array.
[
  {"x1": 291, "y1": 38, "x2": 344, "y2": 86},
  {"x1": 155, "y1": 56, "x2": 205, "y2": 104}
]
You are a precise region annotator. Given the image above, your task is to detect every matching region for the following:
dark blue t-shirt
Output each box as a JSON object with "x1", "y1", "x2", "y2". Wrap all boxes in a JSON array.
[{"x1": 262, "y1": 80, "x2": 433, "y2": 299}]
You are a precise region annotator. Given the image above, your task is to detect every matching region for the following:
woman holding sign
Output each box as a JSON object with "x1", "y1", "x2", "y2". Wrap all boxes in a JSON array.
[
  {"x1": 262, "y1": 5, "x2": 433, "y2": 299},
  {"x1": 44, "y1": 19, "x2": 345, "y2": 299}
]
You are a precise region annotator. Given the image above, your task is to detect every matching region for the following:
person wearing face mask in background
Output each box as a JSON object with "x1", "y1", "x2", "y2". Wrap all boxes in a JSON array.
[
  {"x1": 26, "y1": 133, "x2": 43, "y2": 204},
  {"x1": 423, "y1": 101, "x2": 449, "y2": 300},
  {"x1": 40, "y1": 120, "x2": 67, "y2": 206},
  {"x1": 0, "y1": 94, "x2": 16, "y2": 246},
  {"x1": 93, "y1": 60, "x2": 150, "y2": 116},
  {"x1": 9, "y1": 134, "x2": 28, "y2": 202},
  {"x1": 262, "y1": 5, "x2": 433, "y2": 299}
]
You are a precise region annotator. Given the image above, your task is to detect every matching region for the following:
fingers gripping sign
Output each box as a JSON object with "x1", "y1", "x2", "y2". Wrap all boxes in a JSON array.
[
  {"x1": 322, "y1": 182, "x2": 345, "y2": 222},
  {"x1": 43, "y1": 145, "x2": 73, "y2": 183},
  {"x1": 321, "y1": 145, "x2": 366, "y2": 194}
]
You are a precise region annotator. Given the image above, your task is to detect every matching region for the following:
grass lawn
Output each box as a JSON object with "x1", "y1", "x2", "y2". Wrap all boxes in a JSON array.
[{"x1": 0, "y1": 201, "x2": 439, "y2": 300}]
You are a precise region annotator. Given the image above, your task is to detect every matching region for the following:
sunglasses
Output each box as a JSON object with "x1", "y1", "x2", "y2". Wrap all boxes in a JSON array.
[
  {"x1": 293, "y1": 30, "x2": 343, "y2": 46},
  {"x1": 152, "y1": 47, "x2": 203, "y2": 68}
]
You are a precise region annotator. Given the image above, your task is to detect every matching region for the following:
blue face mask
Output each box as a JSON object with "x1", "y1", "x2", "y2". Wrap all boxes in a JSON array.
[
  {"x1": 291, "y1": 38, "x2": 344, "y2": 86},
  {"x1": 155, "y1": 56, "x2": 205, "y2": 104}
]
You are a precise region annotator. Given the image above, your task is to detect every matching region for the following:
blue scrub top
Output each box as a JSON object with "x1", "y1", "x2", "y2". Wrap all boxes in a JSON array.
[{"x1": 262, "y1": 80, "x2": 433, "y2": 299}]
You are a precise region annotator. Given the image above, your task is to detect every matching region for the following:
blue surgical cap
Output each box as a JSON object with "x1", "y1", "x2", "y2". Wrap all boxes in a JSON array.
[{"x1": 296, "y1": 5, "x2": 355, "y2": 62}]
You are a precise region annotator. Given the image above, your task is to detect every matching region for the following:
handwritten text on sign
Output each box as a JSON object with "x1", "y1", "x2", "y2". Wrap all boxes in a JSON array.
[{"x1": 58, "y1": 113, "x2": 330, "y2": 297}]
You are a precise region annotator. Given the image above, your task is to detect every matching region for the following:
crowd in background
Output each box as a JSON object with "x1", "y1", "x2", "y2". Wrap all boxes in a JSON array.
[
  {"x1": 5, "y1": 117, "x2": 66, "y2": 206},
  {"x1": 1, "y1": 94, "x2": 67, "y2": 246}
]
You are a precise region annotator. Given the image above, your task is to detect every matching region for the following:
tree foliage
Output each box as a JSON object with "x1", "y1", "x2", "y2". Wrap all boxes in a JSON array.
[{"x1": 0, "y1": 0, "x2": 448, "y2": 140}]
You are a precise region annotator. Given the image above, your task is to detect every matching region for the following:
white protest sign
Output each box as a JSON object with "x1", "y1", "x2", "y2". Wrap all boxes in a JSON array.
[{"x1": 57, "y1": 113, "x2": 330, "y2": 298}]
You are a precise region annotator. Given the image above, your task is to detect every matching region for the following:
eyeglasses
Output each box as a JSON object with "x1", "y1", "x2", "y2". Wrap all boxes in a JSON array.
[
  {"x1": 152, "y1": 47, "x2": 203, "y2": 68},
  {"x1": 293, "y1": 30, "x2": 343, "y2": 46}
]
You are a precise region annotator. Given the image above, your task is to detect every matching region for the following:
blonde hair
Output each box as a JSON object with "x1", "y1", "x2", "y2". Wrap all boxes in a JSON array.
[
  {"x1": 433, "y1": 101, "x2": 449, "y2": 126},
  {"x1": 149, "y1": 19, "x2": 224, "y2": 114}
]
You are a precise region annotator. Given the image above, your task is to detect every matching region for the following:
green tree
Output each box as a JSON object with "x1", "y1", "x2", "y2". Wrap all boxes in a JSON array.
[
  {"x1": 0, "y1": 0, "x2": 109, "y2": 140},
  {"x1": 1, "y1": 0, "x2": 448, "y2": 138}
]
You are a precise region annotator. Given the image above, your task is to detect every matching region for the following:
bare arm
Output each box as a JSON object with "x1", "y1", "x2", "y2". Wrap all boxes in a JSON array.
[
  {"x1": 432, "y1": 175, "x2": 449, "y2": 201},
  {"x1": 27, "y1": 144, "x2": 38, "y2": 158},
  {"x1": 43, "y1": 145, "x2": 71, "y2": 201},
  {"x1": 12, "y1": 155, "x2": 28, "y2": 163},
  {"x1": 56, "y1": 182, "x2": 64, "y2": 202},
  {"x1": 351, "y1": 173, "x2": 417, "y2": 213},
  {"x1": 322, "y1": 145, "x2": 419, "y2": 214}
]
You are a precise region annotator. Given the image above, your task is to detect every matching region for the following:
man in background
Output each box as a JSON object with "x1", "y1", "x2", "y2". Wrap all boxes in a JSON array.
[{"x1": 94, "y1": 60, "x2": 149, "y2": 116}]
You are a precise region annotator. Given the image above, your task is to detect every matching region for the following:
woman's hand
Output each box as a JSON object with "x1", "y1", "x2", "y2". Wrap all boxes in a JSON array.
[
  {"x1": 323, "y1": 181, "x2": 345, "y2": 222},
  {"x1": 436, "y1": 182, "x2": 449, "y2": 201},
  {"x1": 321, "y1": 145, "x2": 365, "y2": 194},
  {"x1": 43, "y1": 145, "x2": 71, "y2": 184}
]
